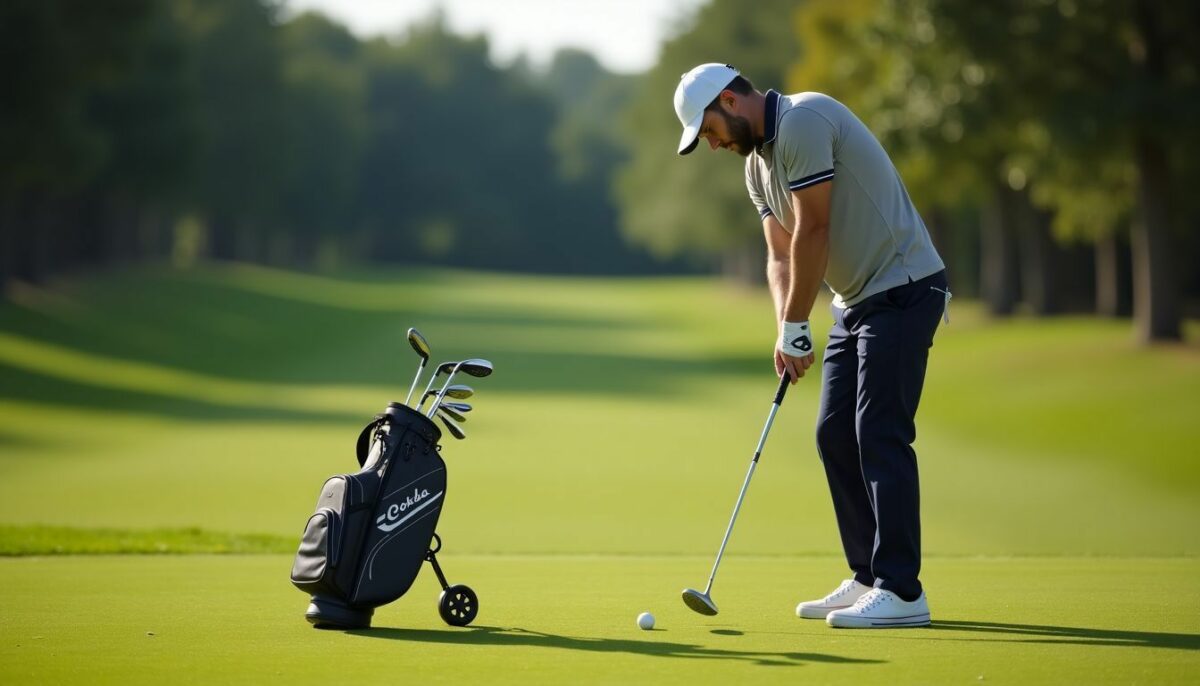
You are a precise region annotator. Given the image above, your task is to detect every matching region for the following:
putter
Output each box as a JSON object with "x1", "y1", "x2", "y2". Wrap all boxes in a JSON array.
[
  {"x1": 427, "y1": 359, "x2": 493, "y2": 418},
  {"x1": 403, "y1": 328, "x2": 431, "y2": 406},
  {"x1": 682, "y1": 372, "x2": 792, "y2": 616}
]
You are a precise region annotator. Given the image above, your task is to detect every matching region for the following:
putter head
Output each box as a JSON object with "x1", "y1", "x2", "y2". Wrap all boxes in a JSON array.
[
  {"x1": 681, "y1": 588, "x2": 718, "y2": 616},
  {"x1": 407, "y1": 328, "x2": 430, "y2": 361}
]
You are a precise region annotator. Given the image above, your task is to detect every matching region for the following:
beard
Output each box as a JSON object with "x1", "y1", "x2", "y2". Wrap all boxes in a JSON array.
[{"x1": 719, "y1": 109, "x2": 757, "y2": 157}]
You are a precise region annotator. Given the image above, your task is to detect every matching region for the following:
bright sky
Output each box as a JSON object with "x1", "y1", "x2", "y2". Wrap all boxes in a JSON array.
[{"x1": 284, "y1": 0, "x2": 705, "y2": 73}]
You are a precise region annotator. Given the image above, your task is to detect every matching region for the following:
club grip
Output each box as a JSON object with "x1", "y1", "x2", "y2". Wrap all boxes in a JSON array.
[{"x1": 774, "y1": 372, "x2": 791, "y2": 405}]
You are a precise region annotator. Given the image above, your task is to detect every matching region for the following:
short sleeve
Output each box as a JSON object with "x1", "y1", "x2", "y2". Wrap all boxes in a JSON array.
[
  {"x1": 744, "y1": 158, "x2": 773, "y2": 220},
  {"x1": 775, "y1": 107, "x2": 835, "y2": 192}
]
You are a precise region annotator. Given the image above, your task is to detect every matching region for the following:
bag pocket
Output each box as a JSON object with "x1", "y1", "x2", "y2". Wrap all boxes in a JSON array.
[{"x1": 290, "y1": 508, "x2": 341, "y2": 595}]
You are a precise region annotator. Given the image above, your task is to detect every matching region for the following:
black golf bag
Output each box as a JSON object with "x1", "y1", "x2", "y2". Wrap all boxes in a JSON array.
[{"x1": 290, "y1": 401, "x2": 477, "y2": 629}]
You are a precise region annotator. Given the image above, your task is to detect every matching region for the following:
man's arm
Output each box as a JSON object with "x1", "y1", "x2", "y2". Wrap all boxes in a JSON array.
[
  {"x1": 763, "y1": 214, "x2": 791, "y2": 326},
  {"x1": 777, "y1": 180, "x2": 833, "y2": 382}
]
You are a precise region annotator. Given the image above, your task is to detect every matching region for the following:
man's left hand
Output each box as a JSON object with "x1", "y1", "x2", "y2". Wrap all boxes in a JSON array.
[{"x1": 777, "y1": 321, "x2": 816, "y2": 382}]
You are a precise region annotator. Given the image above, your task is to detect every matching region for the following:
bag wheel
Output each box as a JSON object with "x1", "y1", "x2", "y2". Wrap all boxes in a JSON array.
[{"x1": 438, "y1": 584, "x2": 478, "y2": 627}]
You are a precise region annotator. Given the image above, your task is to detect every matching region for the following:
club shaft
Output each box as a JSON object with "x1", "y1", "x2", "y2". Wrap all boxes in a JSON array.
[
  {"x1": 404, "y1": 359, "x2": 427, "y2": 406},
  {"x1": 702, "y1": 398, "x2": 784, "y2": 595}
]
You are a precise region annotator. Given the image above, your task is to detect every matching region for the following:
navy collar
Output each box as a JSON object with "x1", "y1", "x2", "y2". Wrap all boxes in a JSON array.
[{"x1": 760, "y1": 89, "x2": 781, "y2": 150}]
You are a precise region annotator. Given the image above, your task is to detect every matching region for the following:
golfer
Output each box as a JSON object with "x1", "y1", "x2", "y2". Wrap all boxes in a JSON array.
[{"x1": 674, "y1": 64, "x2": 949, "y2": 628}]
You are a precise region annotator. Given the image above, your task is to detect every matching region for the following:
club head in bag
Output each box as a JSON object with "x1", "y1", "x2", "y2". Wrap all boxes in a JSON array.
[
  {"x1": 681, "y1": 588, "x2": 719, "y2": 616},
  {"x1": 442, "y1": 385, "x2": 474, "y2": 400},
  {"x1": 403, "y1": 328, "x2": 431, "y2": 406},
  {"x1": 441, "y1": 401, "x2": 471, "y2": 413},
  {"x1": 428, "y1": 359, "x2": 493, "y2": 417},
  {"x1": 438, "y1": 406, "x2": 466, "y2": 423},
  {"x1": 437, "y1": 413, "x2": 466, "y2": 440}
]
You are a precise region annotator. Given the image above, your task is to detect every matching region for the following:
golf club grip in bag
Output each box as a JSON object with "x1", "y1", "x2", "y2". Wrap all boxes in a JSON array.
[{"x1": 290, "y1": 402, "x2": 445, "y2": 608}]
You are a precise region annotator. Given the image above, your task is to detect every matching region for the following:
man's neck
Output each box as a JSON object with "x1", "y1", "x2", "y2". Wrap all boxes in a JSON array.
[{"x1": 746, "y1": 90, "x2": 768, "y2": 147}]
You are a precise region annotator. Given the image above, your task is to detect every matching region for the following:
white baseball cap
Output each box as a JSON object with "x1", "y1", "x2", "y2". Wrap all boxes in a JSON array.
[{"x1": 674, "y1": 63, "x2": 740, "y2": 155}]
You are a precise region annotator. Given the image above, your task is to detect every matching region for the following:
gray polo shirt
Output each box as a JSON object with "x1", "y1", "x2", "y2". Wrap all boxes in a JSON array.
[{"x1": 745, "y1": 90, "x2": 944, "y2": 307}]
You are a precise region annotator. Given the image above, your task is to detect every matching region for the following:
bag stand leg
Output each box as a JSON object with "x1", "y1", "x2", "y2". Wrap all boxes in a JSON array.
[{"x1": 428, "y1": 533, "x2": 480, "y2": 626}]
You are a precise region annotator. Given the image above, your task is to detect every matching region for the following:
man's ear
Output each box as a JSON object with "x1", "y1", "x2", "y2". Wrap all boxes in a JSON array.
[{"x1": 718, "y1": 89, "x2": 738, "y2": 113}]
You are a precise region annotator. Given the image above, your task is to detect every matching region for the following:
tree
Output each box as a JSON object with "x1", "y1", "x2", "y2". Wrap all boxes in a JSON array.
[{"x1": 614, "y1": 0, "x2": 803, "y2": 278}]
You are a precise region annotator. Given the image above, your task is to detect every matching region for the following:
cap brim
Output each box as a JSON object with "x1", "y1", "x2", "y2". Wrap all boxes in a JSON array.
[{"x1": 677, "y1": 112, "x2": 703, "y2": 156}]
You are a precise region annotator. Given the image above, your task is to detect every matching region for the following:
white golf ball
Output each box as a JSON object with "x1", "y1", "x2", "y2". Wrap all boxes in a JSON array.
[{"x1": 637, "y1": 612, "x2": 655, "y2": 630}]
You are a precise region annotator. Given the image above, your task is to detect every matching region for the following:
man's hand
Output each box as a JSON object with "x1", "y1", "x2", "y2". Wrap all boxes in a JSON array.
[{"x1": 777, "y1": 320, "x2": 816, "y2": 382}]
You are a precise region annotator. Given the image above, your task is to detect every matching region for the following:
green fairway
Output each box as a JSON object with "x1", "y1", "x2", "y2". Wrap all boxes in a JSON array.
[
  {"x1": 1, "y1": 264, "x2": 1199, "y2": 683},
  {"x1": 2, "y1": 555, "x2": 1197, "y2": 684}
]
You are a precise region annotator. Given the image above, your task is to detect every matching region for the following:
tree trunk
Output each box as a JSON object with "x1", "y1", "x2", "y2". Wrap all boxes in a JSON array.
[
  {"x1": 1094, "y1": 231, "x2": 1133, "y2": 317},
  {"x1": 1130, "y1": 0, "x2": 1181, "y2": 342},
  {"x1": 980, "y1": 184, "x2": 1020, "y2": 316},
  {"x1": 1016, "y1": 194, "x2": 1060, "y2": 316},
  {"x1": 1132, "y1": 135, "x2": 1180, "y2": 341}
]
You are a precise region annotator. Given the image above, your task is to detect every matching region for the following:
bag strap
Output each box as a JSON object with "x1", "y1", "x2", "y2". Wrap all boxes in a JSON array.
[{"x1": 355, "y1": 415, "x2": 385, "y2": 468}]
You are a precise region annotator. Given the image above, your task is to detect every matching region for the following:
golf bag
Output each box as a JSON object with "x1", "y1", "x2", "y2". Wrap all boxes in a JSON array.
[{"x1": 290, "y1": 401, "x2": 477, "y2": 629}]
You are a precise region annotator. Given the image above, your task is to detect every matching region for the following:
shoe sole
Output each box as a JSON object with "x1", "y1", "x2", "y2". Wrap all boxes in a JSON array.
[
  {"x1": 796, "y1": 604, "x2": 852, "y2": 619},
  {"x1": 827, "y1": 613, "x2": 931, "y2": 629}
]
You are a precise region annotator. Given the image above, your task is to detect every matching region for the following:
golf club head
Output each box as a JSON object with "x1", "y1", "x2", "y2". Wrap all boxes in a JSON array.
[
  {"x1": 458, "y1": 359, "x2": 493, "y2": 378},
  {"x1": 442, "y1": 384, "x2": 474, "y2": 400},
  {"x1": 407, "y1": 328, "x2": 430, "y2": 361},
  {"x1": 441, "y1": 401, "x2": 472, "y2": 413},
  {"x1": 681, "y1": 588, "x2": 718, "y2": 616},
  {"x1": 436, "y1": 413, "x2": 466, "y2": 440},
  {"x1": 438, "y1": 406, "x2": 466, "y2": 423}
]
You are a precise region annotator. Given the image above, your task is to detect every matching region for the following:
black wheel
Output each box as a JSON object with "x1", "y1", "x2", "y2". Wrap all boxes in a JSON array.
[{"x1": 438, "y1": 584, "x2": 478, "y2": 626}]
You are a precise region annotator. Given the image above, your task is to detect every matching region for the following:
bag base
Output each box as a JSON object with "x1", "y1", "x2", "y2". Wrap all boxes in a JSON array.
[{"x1": 305, "y1": 595, "x2": 374, "y2": 630}]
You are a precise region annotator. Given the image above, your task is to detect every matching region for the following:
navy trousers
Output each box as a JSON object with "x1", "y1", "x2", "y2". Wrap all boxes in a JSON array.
[{"x1": 815, "y1": 270, "x2": 947, "y2": 601}]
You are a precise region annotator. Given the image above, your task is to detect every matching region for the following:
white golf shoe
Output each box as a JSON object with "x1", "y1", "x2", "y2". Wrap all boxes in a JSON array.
[
  {"x1": 795, "y1": 579, "x2": 873, "y2": 619},
  {"x1": 826, "y1": 588, "x2": 931, "y2": 628}
]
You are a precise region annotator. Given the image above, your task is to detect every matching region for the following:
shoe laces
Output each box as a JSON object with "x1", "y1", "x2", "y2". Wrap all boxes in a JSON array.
[
  {"x1": 824, "y1": 579, "x2": 860, "y2": 603},
  {"x1": 851, "y1": 588, "x2": 889, "y2": 611}
]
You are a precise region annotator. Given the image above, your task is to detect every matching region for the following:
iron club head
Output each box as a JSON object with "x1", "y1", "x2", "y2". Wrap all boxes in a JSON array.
[
  {"x1": 437, "y1": 406, "x2": 466, "y2": 423},
  {"x1": 681, "y1": 588, "x2": 719, "y2": 616},
  {"x1": 436, "y1": 413, "x2": 466, "y2": 440}
]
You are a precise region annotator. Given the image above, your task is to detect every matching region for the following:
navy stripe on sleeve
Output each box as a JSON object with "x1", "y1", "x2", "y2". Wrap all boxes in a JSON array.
[
  {"x1": 758, "y1": 206, "x2": 773, "y2": 220},
  {"x1": 788, "y1": 169, "x2": 835, "y2": 191}
]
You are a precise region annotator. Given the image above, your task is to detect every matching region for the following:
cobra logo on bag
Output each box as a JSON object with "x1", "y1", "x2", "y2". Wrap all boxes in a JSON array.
[{"x1": 375, "y1": 487, "x2": 443, "y2": 532}]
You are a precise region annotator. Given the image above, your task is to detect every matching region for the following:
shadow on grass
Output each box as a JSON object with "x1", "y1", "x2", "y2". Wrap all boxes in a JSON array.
[
  {"x1": 349, "y1": 625, "x2": 884, "y2": 668},
  {"x1": 931, "y1": 620, "x2": 1200, "y2": 650}
]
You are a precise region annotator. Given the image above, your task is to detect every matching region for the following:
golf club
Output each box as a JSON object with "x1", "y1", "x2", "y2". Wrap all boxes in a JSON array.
[
  {"x1": 436, "y1": 413, "x2": 466, "y2": 440},
  {"x1": 403, "y1": 328, "x2": 431, "y2": 406},
  {"x1": 427, "y1": 359, "x2": 493, "y2": 418},
  {"x1": 440, "y1": 401, "x2": 472, "y2": 413},
  {"x1": 437, "y1": 405, "x2": 467, "y2": 423},
  {"x1": 419, "y1": 385, "x2": 473, "y2": 407},
  {"x1": 416, "y1": 361, "x2": 458, "y2": 411},
  {"x1": 682, "y1": 372, "x2": 792, "y2": 616}
]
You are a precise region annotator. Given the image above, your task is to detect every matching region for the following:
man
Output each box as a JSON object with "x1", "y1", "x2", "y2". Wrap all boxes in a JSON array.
[{"x1": 674, "y1": 64, "x2": 949, "y2": 628}]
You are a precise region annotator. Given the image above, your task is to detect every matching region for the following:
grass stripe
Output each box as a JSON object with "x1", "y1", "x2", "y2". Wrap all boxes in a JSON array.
[{"x1": 0, "y1": 525, "x2": 295, "y2": 556}]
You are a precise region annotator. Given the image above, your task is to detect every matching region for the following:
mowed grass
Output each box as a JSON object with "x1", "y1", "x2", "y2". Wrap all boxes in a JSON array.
[
  {"x1": 2, "y1": 555, "x2": 1197, "y2": 685},
  {"x1": 1, "y1": 263, "x2": 1199, "y2": 684}
]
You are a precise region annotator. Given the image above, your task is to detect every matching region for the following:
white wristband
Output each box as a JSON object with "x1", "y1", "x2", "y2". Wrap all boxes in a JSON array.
[{"x1": 779, "y1": 320, "x2": 814, "y2": 357}]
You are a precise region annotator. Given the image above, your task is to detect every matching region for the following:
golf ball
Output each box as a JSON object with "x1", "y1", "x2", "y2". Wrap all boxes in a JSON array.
[{"x1": 637, "y1": 612, "x2": 655, "y2": 630}]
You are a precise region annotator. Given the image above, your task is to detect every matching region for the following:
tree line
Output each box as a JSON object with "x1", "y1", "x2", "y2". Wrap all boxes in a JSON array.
[
  {"x1": 2, "y1": 0, "x2": 1197, "y2": 342},
  {"x1": 0, "y1": 0, "x2": 661, "y2": 286},
  {"x1": 618, "y1": 0, "x2": 1199, "y2": 342}
]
